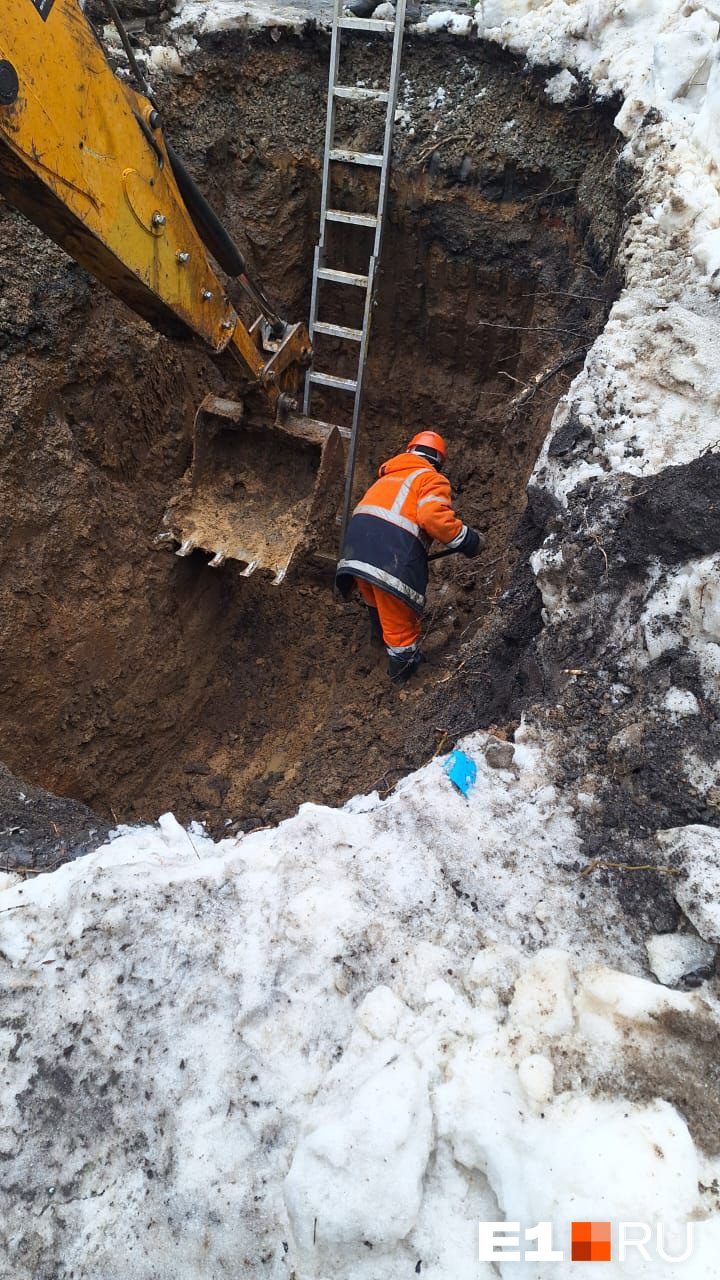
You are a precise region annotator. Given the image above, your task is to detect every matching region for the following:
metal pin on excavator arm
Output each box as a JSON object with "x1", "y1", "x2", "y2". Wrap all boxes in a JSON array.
[{"x1": 0, "y1": 0, "x2": 343, "y2": 582}]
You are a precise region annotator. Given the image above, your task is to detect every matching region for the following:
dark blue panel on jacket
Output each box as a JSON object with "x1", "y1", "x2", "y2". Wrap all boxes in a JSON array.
[{"x1": 336, "y1": 512, "x2": 429, "y2": 614}]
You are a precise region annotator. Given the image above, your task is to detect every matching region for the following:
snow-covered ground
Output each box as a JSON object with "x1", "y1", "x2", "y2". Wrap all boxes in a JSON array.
[
  {"x1": 3, "y1": 727, "x2": 720, "y2": 1276},
  {"x1": 5, "y1": 1, "x2": 720, "y2": 1276}
]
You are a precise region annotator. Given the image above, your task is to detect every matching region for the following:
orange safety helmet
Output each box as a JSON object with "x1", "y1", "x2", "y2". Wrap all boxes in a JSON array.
[{"x1": 407, "y1": 431, "x2": 447, "y2": 463}]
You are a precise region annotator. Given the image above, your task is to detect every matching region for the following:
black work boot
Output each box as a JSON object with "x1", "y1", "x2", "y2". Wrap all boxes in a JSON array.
[{"x1": 387, "y1": 648, "x2": 423, "y2": 684}]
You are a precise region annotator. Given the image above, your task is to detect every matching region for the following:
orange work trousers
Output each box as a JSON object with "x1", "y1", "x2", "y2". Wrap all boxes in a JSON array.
[{"x1": 356, "y1": 577, "x2": 421, "y2": 652}]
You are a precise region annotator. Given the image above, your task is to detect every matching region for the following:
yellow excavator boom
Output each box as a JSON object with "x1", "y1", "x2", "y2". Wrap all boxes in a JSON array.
[{"x1": 0, "y1": 0, "x2": 342, "y2": 582}]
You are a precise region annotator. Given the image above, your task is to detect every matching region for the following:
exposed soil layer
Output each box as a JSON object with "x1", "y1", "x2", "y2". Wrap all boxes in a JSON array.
[{"x1": 0, "y1": 33, "x2": 625, "y2": 841}]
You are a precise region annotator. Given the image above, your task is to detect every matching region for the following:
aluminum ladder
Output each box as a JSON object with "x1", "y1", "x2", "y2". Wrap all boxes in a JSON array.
[{"x1": 303, "y1": 0, "x2": 407, "y2": 543}]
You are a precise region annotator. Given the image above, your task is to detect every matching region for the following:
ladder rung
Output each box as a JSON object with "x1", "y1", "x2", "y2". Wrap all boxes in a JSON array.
[
  {"x1": 309, "y1": 371, "x2": 358, "y2": 393},
  {"x1": 329, "y1": 148, "x2": 384, "y2": 167},
  {"x1": 325, "y1": 209, "x2": 378, "y2": 228},
  {"x1": 333, "y1": 85, "x2": 389, "y2": 103},
  {"x1": 317, "y1": 267, "x2": 369, "y2": 287},
  {"x1": 313, "y1": 322, "x2": 363, "y2": 342},
  {"x1": 338, "y1": 16, "x2": 395, "y2": 30}
]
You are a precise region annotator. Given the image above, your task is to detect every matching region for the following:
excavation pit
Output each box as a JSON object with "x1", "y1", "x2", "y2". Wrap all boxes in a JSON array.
[{"x1": 0, "y1": 32, "x2": 625, "y2": 837}]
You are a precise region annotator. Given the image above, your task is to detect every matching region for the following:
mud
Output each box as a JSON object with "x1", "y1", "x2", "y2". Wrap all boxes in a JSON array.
[
  {"x1": 0, "y1": 33, "x2": 625, "y2": 849},
  {"x1": 0, "y1": 765, "x2": 110, "y2": 873}
]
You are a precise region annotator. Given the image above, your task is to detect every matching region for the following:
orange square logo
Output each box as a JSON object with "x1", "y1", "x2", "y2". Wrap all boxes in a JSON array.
[{"x1": 572, "y1": 1222, "x2": 612, "y2": 1262}]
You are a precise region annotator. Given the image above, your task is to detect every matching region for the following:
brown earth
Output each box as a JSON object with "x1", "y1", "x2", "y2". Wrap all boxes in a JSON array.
[{"x1": 0, "y1": 32, "x2": 625, "y2": 845}]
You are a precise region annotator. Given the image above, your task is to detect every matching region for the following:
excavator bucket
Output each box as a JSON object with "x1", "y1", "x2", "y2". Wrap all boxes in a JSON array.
[{"x1": 160, "y1": 395, "x2": 345, "y2": 583}]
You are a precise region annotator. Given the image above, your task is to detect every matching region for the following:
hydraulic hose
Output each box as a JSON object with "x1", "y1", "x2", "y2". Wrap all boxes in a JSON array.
[
  {"x1": 96, "y1": 0, "x2": 157, "y2": 105},
  {"x1": 165, "y1": 141, "x2": 246, "y2": 278},
  {"x1": 165, "y1": 143, "x2": 286, "y2": 335}
]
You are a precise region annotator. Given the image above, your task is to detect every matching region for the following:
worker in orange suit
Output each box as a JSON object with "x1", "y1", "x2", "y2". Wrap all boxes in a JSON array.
[{"x1": 336, "y1": 431, "x2": 483, "y2": 682}]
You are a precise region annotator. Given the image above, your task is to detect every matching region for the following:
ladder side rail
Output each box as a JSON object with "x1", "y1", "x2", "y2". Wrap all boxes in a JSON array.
[
  {"x1": 339, "y1": 10, "x2": 407, "y2": 547},
  {"x1": 302, "y1": 244, "x2": 322, "y2": 414},
  {"x1": 373, "y1": 0, "x2": 406, "y2": 261},
  {"x1": 339, "y1": 256, "x2": 378, "y2": 546},
  {"x1": 318, "y1": 0, "x2": 345, "y2": 239},
  {"x1": 304, "y1": 0, "x2": 344, "y2": 415}
]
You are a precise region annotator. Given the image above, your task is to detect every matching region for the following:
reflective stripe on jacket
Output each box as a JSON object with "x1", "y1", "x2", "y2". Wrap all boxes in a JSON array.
[{"x1": 336, "y1": 451, "x2": 466, "y2": 614}]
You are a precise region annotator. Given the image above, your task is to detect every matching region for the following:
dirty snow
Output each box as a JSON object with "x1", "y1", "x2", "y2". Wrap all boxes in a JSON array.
[
  {"x1": 571, "y1": 553, "x2": 720, "y2": 709},
  {"x1": 423, "y1": 9, "x2": 474, "y2": 34},
  {"x1": 484, "y1": 2, "x2": 720, "y2": 508},
  {"x1": 638, "y1": 556, "x2": 720, "y2": 685},
  {"x1": 3, "y1": 727, "x2": 720, "y2": 1276},
  {"x1": 489, "y1": 2, "x2": 720, "y2": 739},
  {"x1": 168, "y1": 0, "x2": 473, "y2": 37},
  {"x1": 170, "y1": 0, "x2": 319, "y2": 35},
  {"x1": 657, "y1": 824, "x2": 720, "y2": 944}
]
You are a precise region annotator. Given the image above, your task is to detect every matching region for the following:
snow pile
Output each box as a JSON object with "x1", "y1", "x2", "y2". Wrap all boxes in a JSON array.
[
  {"x1": 424, "y1": 10, "x2": 474, "y2": 35},
  {"x1": 484, "y1": 4, "x2": 720, "y2": 738},
  {"x1": 477, "y1": 0, "x2": 720, "y2": 138},
  {"x1": 482, "y1": 1, "x2": 720, "y2": 516},
  {"x1": 534, "y1": 301, "x2": 720, "y2": 507},
  {"x1": 2, "y1": 732, "x2": 720, "y2": 1276},
  {"x1": 170, "y1": 0, "x2": 319, "y2": 39},
  {"x1": 286, "y1": 954, "x2": 720, "y2": 1278}
]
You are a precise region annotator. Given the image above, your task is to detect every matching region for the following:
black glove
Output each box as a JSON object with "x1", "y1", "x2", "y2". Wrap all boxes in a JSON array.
[{"x1": 459, "y1": 525, "x2": 484, "y2": 558}]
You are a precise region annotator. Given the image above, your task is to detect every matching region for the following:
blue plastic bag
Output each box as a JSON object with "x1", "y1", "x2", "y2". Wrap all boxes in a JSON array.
[{"x1": 444, "y1": 749, "x2": 477, "y2": 798}]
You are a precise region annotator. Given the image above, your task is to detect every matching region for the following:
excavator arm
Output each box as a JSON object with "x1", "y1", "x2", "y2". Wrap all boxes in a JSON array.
[{"x1": 0, "y1": 0, "x2": 342, "y2": 582}]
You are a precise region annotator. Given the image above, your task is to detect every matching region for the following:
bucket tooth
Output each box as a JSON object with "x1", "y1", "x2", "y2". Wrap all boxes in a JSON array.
[
  {"x1": 272, "y1": 568, "x2": 287, "y2": 586},
  {"x1": 176, "y1": 538, "x2": 196, "y2": 558},
  {"x1": 240, "y1": 559, "x2": 259, "y2": 577},
  {"x1": 208, "y1": 551, "x2": 226, "y2": 568}
]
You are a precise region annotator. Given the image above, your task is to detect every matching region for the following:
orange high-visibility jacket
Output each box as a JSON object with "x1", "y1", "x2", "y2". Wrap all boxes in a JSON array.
[{"x1": 336, "y1": 451, "x2": 467, "y2": 613}]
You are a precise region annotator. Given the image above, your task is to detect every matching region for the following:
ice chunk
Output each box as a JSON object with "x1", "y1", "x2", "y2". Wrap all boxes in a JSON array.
[
  {"x1": 576, "y1": 965, "x2": 697, "y2": 1043},
  {"x1": 663, "y1": 687, "x2": 700, "y2": 716},
  {"x1": 545, "y1": 69, "x2": 578, "y2": 102},
  {"x1": 518, "y1": 1053, "x2": 554, "y2": 1104},
  {"x1": 424, "y1": 10, "x2": 472, "y2": 34},
  {"x1": 646, "y1": 931, "x2": 716, "y2": 986},
  {"x1": 356, "y1": 985, "x2": 405, "y2": 1039},
  {"x1": 658, "y1": 824, "x2": 720, "y2": 943},
  {"x1": 284, "y1": 1051, "x2": 432, "y2": 1254},
  {"x1": 651, "y1": 10, "x2": 719, "y2": 105},
  {"x1": 508, "y1": 948, "x2": 574, "y2": 1036},
  {"x1": 149, "y1": 44, "x2": 183, "y2": 72}
]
